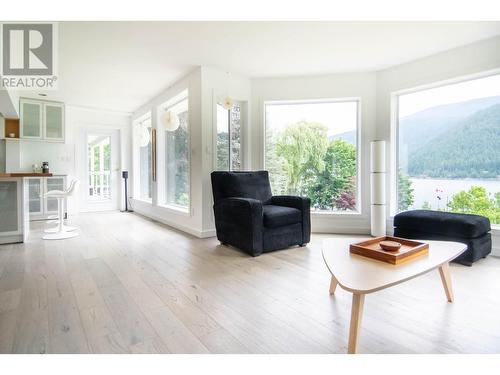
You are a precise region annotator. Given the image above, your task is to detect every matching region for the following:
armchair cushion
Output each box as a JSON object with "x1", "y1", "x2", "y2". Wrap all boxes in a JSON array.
[
  {"x1": 211, "y1": 171, "x2": 273, "y2": 204},
  {"x1": 263, "y1": 205, "x2": 301, "y2": 228}
]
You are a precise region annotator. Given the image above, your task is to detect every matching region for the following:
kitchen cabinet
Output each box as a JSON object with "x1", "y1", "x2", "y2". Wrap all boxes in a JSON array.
[
  {"x1": 20, "y1": 99, "x2": 43, "y2": 139},
  {"x1": 20, "y1": 99, "x2": 65, "y2": 142},
  {"x1": 0, "y1": 177, "x2": 29, "y2": 244},
  {"x1": 26, "y1": 175, "x2": 67, "y2": 220}
]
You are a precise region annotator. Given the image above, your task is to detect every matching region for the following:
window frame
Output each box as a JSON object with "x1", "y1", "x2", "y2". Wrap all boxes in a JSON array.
[
  {"x1": 214, "y1": 100, "x2": 244, "y2": 172},
  {"x1": 132, "y1": 112, "x2": 153, "y2": 204},
  {"x1": 390, "y1": 68, "x2": 500, "y2": 224},
  {"x1": 157, "y1": 89, "x2": 191, "y2": 215},
  {"x1": 263, "y1": 97, "x2": 362, "y2": 215}
]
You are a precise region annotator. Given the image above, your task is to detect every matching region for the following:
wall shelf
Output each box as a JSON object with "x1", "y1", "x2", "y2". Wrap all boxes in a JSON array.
[{"x1": 4, "y1": 118, "x2": 20, "y2": 139}]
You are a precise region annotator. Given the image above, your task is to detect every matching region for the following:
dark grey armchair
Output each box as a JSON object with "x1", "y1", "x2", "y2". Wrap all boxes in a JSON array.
[{"x1": 211, "y1": 171, "x2": 311, "y2": 256}]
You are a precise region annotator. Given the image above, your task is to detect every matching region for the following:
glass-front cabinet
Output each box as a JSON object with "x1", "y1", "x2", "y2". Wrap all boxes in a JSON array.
[
  {"x1": 44, "y1": 103, "x2": 65, "y2": 141},
  {"x1": 0, "y1": 180, "x2": 20, "y2": 234},
  {"x1": 20, "y1": 98, "x2": 65, "y2": 142},
  {"x1": 20, "y1": 100, "x2": 43, "y2": 139},
  {"x1": 27, "y1": 178, "x2": 43, "y2": 216},
  {"x1": 26, "y1": 176, "x2": 67, "y2": 220},
  {"x1": 45, "y1": 177, "x2": 65, "y2": 214},
  {"x1": 0, "y1": 177, "x2": 30, "y2": 244}
]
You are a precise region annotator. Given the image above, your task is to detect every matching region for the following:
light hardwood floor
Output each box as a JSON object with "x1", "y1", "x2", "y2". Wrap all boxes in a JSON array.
[{"x1": 0, "y1": 211, "x2": 499, "y2": 354}]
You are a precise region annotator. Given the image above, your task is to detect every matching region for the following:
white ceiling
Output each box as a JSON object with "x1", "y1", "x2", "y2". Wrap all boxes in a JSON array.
[{"x1": 29, "y1": 21, "x2": 500, "y2": 113}]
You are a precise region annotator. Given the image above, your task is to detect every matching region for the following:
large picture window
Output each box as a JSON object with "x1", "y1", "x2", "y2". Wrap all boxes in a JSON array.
[
  {"x1": 162, "y1": 90, "x2": 190, "y2": 210},
  {"x1": 216, "y1": 101, "x2": 242, "y2": 171},
  {"x1": 265, "y1": 99, "x2": 359, "y2": 212},
  {"x1": 396, "y1": 73, "x2": 500, "y2": 224}
]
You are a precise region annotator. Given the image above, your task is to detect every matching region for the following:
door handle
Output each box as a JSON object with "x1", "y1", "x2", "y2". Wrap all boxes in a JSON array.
[{"x1": 151, "y1": 128, "x2": 157, "y2": 182}]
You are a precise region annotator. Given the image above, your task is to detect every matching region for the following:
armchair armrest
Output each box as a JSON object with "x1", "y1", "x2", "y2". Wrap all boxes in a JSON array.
[
  {"x1": 214, "y1": 197, "x2": 263, "y2": 223},
  {"x1": 270, "y1": 195, "x2": 310, "y2": 211},
  {"x1": 270, "y1": 195, "x2": 311, "y2": 245},
  {"x1": 213, "y1": 197, "x2": 264, "y2": 255}
]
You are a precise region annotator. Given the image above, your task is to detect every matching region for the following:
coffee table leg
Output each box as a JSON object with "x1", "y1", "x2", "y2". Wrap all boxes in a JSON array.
[
  {"x1": 329, "y1": 276, "x2": 338, "y2": 295},
  {"x1": 438, "y1": 262, "x2": 454, "y2": 303},
  {"x1": 348, "y1": 293, "x2": 365, "y2": 354}
]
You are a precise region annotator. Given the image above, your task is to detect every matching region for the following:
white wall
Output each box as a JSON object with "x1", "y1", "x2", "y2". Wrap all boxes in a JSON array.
[
  {"x1": 67, "y1": 106, "x2": 131, "y2": 213},
  {"x1": 250, "y1": 72, "x2": 377, "y2": 234},
  {"x1": 5, "y1": 104, "x2": 130, "y2": 214},
  {"x1": 131, "y1": 68, "x2": 204, "y2": 237},
  {"x1": 0, "y1": 89, "x2": 19, "y2": 119},
  {"x1": 376, "y1": 35, "x2": 500, "y2": 255},
  {"x1": 130, "y1": 66, "x2": 252, "y2": 237}
]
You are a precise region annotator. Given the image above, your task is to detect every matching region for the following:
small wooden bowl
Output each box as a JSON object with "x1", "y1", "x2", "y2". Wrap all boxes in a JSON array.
[{"x1": 379, "y1": 240, "x2": 401, "y2": 252}]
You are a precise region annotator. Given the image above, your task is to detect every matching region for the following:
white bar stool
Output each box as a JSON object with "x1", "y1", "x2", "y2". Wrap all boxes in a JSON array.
[{"x1": 43, "y1": 180, "x2": 79, "y2": 240}]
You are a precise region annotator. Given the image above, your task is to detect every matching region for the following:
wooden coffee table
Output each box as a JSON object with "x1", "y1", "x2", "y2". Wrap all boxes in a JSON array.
[{"x1": 322, "y1": 237, "x2": 466, "y2": 354}]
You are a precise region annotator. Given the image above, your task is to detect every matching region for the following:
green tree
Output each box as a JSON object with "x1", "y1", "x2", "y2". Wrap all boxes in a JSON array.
[
  {"x1": 447, "y1": 186, "x2": 500, "y2": 224},
  {"x1": 266, "y1": 127, "x2": 289, "y2": 195},
  {"x1": 398, "y1": 169, "x2": 414, "y2": 211},
  {"x1": 305, "y1": 139, "x2": 356, "y2": 209},
  {"x1": 276, "y1": 121, "x2": 329, "y2": 194}
]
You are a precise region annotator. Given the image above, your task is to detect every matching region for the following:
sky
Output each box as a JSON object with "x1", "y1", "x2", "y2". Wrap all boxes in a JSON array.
[
  {"x1": 265, "y1": 101, "x2": 358, "y2": 137},
  {"x1": 399, "y1": 73, "x2": 500, "y2": 118}
]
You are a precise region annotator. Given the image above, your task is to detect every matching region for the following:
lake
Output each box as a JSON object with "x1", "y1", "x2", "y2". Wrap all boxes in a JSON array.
[{"x1": 409, "y1": 178, "x2": 500, "y2": 210}]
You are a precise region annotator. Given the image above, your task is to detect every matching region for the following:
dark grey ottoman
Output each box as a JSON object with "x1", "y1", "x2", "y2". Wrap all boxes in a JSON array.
[{"x1": 393, "y1": 210, "x2": 491, "y2": 266}]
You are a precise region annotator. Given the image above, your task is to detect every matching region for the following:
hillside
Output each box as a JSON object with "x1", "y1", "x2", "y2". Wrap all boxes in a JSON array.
[
  {"x1": 329, "y1": 130, "x2": 356, "y2": 145},
  {"x1": 407, "y1": 103, "x2": 500, "y2": 178},
  {"x1": 399, "y1": 96, "x2": 500, "y2": 169}
]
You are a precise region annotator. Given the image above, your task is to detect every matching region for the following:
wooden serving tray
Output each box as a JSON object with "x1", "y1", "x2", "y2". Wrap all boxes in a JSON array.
[{"x1": 349, "y1": 236, "x2": 429, "y2": 265}]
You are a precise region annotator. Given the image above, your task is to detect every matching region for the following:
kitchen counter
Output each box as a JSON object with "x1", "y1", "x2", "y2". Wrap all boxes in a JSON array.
[
  {"x1": 0, "y1": 172, "x2": 53, "y2": 177},
  {"x1": 0, "y1": 175, "x2": 29, "y2": 244},
  {"x1": 0, "y1": 174, "x2": 67, "y2": 244}
]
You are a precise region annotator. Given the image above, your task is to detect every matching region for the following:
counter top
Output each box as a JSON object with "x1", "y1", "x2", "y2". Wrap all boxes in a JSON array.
[{"x1": 0, "y1": 173, "x2": 53, "y2": 177}]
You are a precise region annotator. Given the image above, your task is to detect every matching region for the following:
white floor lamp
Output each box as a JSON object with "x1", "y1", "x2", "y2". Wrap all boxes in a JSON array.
[{"x1": 370, "y1": 140, "x2": 386, "y2": 237}]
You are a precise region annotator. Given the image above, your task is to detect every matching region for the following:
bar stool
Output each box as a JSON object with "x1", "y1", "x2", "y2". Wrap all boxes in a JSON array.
[{"x1": 43, "y1": 180, "x2": 79, "y2": 240}]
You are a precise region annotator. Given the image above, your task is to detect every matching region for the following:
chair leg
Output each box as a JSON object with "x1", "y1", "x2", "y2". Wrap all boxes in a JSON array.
[{"x1": 43, "y1": 197, "x2": 78, "y2": 240}]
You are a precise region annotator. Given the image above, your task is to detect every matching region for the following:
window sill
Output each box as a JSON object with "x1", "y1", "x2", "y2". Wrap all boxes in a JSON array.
[
  {"x1": 133, "y1": 198, "x2": 152, "y2": 205},
  {"x1": 311, "y1": 210, "x2": 362, "y2": 217},
  {"x1": 157, "y1": 203, "x2": 190, "y2": 216}
]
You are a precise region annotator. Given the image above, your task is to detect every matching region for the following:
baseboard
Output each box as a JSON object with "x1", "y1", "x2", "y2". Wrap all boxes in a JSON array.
[
  {"x1": 312, "y1": 226, "x2": 371, "y2": 235},
  {"x1": 200, "y1": 228, "x2": 216, "y2": 238},
  {"x1": 132, "y1": 207, "x2": 205, "y2": 238},
  {"x1": 0, "y1": 234, "x2": 23, "y2": 244}
]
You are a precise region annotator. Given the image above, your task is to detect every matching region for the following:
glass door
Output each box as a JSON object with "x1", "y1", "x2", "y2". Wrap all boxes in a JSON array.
[
  {"x1": 80, "y1": 128, "x2": 120, "y2": 212},
  {"x1": 87, "y1": 134, "x2": 112, "y2": 201}
]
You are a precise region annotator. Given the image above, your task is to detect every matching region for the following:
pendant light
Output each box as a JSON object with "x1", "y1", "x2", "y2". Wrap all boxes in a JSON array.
[
  {"x1": 221, "y1": 96, "x2": 234, "y2": 110},
  {"x1": 161, "y1": 110, "x2": 180, "y2": 132}
]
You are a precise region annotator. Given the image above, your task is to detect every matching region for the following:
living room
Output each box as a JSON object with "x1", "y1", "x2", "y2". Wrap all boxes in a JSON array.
[{"x1": 0, "y1": 1, "x2": 499, "y2": 373}]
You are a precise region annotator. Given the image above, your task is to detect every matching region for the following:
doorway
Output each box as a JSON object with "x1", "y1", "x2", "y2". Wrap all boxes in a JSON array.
[{"x1": 78, "y1": 128, "x2": 120, "y2": 212}]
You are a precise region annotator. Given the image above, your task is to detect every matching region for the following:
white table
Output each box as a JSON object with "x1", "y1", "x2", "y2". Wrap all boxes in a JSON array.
[{"x1": 322, "y1": 237, "x2": 466, "y2": 354}]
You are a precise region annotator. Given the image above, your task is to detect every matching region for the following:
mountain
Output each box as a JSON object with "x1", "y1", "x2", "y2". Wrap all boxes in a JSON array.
[
  {"x1": 407, "y1": 103, "x2": 500, "y2": 178},
  {"x1": 399, "y1": 96, "x2": 500, "y2": 170},
  {"x1": 329, "y1": 130, "x2": 356, "y2": 145}
]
